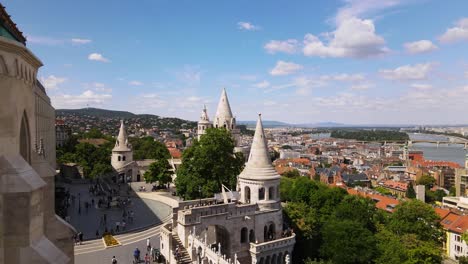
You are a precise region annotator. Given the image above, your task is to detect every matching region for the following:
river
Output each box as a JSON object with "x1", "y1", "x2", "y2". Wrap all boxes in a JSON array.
[
  {"x1": 408, "y1": 133, "x2": 466, "y2": 166},
  {"x1": 310, "y1": 132, "x2": 466, "y2": 166}
]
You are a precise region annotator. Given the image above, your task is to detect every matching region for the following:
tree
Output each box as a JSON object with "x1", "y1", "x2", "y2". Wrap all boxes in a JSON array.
[
  {"x1": 131, "y1": 137, "x2": 170, "y2": 160},
  {"x1": 283, "y1": 169, "x2": 300, "y2": 178},
  {"x1": 320, "y1": 219, "x2": 377, "y2": 264},
  {"x1": 144, "y1": 159, "x2": 172, "y2": 186},
  {"x1": 388, "y1": 200, "x2": 443, "y2": 243},
  {"x1": 406, "y1": 182, "x2": 416, "y2": 198},
  {"x1": 175, "y1": 128, "x2": 244, "y2": 199},
  {"x1": 416, "y1": 175, "x2": 436, "y2": 188}
]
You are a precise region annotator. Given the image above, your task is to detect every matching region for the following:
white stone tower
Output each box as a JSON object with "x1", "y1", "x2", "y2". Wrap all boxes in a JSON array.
[
  {"x1": 197, "y1": 105, "x2": 211, "y2": 140},
  {"x1": 213, "y1": 88, "x2": 240, "y2": 146},
  {"x1": 111, "y1": 120, "x2": 133, "y2": 171},
  {"x1": 239, "y1": 114, "x2": 280, "y2": 210},
  {"x1": 465, "y1": 152, "x2": 468, "y2": 169}
]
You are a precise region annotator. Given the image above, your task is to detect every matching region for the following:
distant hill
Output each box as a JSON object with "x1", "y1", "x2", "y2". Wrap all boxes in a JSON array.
[{"x1": 56, "y1": 108, "x2": 137, "y2": 119}]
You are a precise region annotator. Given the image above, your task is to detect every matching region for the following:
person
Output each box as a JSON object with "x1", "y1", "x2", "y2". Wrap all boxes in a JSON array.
[
  {"x1": 144, "y1": 253, "x2": 150, "y2": 264},
  {"x1": 122, "y1": 220, "x2": 126, "y2": 231},
  {"x1": 78, "y1": 232, "x2": 84, "y2": 245},
  {"x1": 133, "y1": 247, "x2": 140, "y2": 263},
  {"x1": 111, "y1": 256, "x2": 117, "y2": 264}
]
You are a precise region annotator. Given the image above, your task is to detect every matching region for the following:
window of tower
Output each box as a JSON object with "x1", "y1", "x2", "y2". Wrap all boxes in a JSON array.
[
  {"x1": 244, "y1": 186, "x2": 251, "y2": 204},
  {"x1": 259, "y1": 187, "x2": 265, "y2": 200},
  {"x1": 118, "y1": 156, "x2": 121, "y2": 161},
  {"x1": 241, "y1": 227, "x2": 248, "y2": 243},
  {"x1": 19, "y1": 111, "x2": 31, "y2": 164},
  {"x1": 123, "y1": 156, "x2": 126, "y2": 161},
  {"x1": 269, "y1": 187, "x2": 275, "y2": 200},
  {"x1": 249, "y1": 229, "x2": 255, "y2": 242}
]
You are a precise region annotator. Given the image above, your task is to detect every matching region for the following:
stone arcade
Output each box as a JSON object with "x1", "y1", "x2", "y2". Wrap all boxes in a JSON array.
[
  {"x1": 160, "y1": 114, "x2": 295, "y2": 264},
  {"x1": 0, "y1": 4, "x2": 74, "y2": 263}
]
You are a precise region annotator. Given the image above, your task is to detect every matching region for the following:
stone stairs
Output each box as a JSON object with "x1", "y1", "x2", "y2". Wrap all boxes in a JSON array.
[{"x1": 172, "y1": 234, "x2": 191, "y2": 264}]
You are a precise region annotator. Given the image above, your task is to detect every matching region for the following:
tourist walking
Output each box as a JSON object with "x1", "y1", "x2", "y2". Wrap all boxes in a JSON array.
[
  {"x1": 111, "y1": 256, "x2": 117, "y2": 264},
  {"x1": 146, "y1": 238, "x2": 151, "y2": 252},
  {"x1": 133, "y1": 247, "x2": 140, "y2": 263},
  {"x1": 144, "y1": 253, "x2": 150, "y2": 264}
]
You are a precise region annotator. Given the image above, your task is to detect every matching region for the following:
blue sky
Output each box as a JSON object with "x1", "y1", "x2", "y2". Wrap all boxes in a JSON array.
[{"x1": 4, "y1": 0, "x2": 468, "y2": 124}]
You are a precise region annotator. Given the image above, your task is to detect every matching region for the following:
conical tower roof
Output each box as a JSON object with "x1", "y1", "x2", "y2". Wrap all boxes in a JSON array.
[
  {"x1": 215, "y1": 88, "x2": 233, "y2": 120},
  {"x1": 113, "y1": 120, "x2": 131, "y2": 151},
  {"x1": 239, "y1": 114, "x2": 280, "y2": 180},
  {"x1": 199, "y1": 104, "x2": 210, "y2": 124}
]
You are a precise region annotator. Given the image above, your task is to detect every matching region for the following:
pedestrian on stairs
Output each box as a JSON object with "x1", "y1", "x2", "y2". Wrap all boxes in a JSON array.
[{"x1": 146, "y1": 238, "x2": 151, "y2": 252}]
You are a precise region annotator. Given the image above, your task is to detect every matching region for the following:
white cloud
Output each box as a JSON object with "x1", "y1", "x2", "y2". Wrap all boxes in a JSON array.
[
  {"x1": 90, "y1": 82, "x2": 112, "y2": 93},
  {"x1": 267, "y1": 76, "x2": 327, "y2": 94},
  {"x1": 27, "y1": 35, "x2": 64, "y2": 45},
  {"x1": 264, "y1": 39, "x2": 299, "y2": 54},
  {"x1": 303, "y1": 17, "x2": 387, "y2": 58},
  {"x1": 238, "y1": 21, "x2": 260, "y2": 31},
  {"x1": 320, "y1": 73, "x2": 365, "y2": 82},
  {"x1": 88, "y1": 53, "x2": 110, "y2": 62},
  {"x1": 439, "y1": 18, "x2": 468, "y2": 44},
  {"x1": 270, "y1": 61, "x2": 303, "y2": 76},
  {"x1": 410, "y1": 83, "x2": 432, "y2": 90},
  {"x1": 51, "y1": 90, "x2": 112, "y2": 108},
  {"x1": 334, "y1": 0, "x2": 403, "y2": 25},
  {"x1": 253, "y1": 80, "x2": 270, "y2": 88},
  {"x1": 350, "y1": 83, "x2": 373, "y2": 91},
  {"x1": 404, "y1": 40, "x2": 437, "y2": 54},
  {"x1": 129, "y1": 81, "x2": 143, "y2": 86},
  {"x1": 176, "y1": 65, "x2": 202, "y2": 85},
  {"x1": 40, "y1": 75, "x2": 67, "y2": 90},
  {"x1": 379, "y1": 63, "x2": 435, "y2": 81},
  {"x1": 71, "y1": 38, "x2": 92, "y2": 44}
]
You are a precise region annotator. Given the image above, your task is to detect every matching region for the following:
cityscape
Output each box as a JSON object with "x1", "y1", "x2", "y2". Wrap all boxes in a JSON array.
[{"x1": 2, "y1": 1, "x2": 468, "y2": 264}]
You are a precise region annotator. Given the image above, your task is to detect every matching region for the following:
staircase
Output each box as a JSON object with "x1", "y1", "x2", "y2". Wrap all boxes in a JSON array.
[{"x1": 172, "y1": 234, "x2": 192, "y2": 264}]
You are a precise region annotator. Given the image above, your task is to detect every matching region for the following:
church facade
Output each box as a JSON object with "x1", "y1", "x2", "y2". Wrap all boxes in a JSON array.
[
  {"x1": 0, "y1": 4, "x2": 74, "y2": 263},
  {"x1": 160, "y1": 114, "x2": 295, "y2": 264}
]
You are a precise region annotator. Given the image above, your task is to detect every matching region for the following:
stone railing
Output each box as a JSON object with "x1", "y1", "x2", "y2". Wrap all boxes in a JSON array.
[
  {"x1": 249, "y1": 233, "x2": 296, "y2": 254},
  {"x1": 188, "y1": 232, "x2": 240, "y2": 264}
]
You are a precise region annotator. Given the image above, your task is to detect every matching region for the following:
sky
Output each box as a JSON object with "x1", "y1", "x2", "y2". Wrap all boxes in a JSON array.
[{"x1": 3, "y1": 0, "x2": 468, "y2": 125}]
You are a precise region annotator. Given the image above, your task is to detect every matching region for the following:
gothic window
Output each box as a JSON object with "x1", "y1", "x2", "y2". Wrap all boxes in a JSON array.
[
  {"x1": 245, "y1": 186, "x2": 251, "y2": 204},
  {"x1": 123, "y1": 156, "x2": 126, "y2": 161},
  {"x1": 19, "y1": 111, "x2": 31, "y2": 163},
  {"x1": 264, "y1": 225, "x2": 268, "y2": 241},
  {"x1": 118, "y1": 156, "x2": 121, "y2": 161},
  {"x1": 259, "y1": 187, "x2": 265, "y2": 200},
  {"x1": 269, "y1": 186, "x2": 275, "y2": 200},
  {"x1": 241, "y1": 227, "x2": 248, "y2": 243},
  {"x1": 249, "y1": 229, "x2": 255, "y2": 242}
]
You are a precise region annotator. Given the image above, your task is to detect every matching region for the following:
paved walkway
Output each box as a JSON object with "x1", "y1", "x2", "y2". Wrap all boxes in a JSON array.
[
  {"x1": 65, "y1": 183, "x2": 172, "y2": 241},
  {"x1": 74, "y1": 183, "x2": 180, "y2": 264}
]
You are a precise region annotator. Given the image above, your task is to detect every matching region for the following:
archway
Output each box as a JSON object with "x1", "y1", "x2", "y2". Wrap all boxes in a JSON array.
[
  {"x1": 266, "y1": 255, "x2": 271, "y2": 264},
  {"x1": 258, "y1": 258, "x2": 264, "y2": 264},
  {"x1": 264, "y1": 225, "x2": 268, "y2": 241},
  {"x1": 244, "y1": 186, "x2": 251, "y2": 203},
  {"x1": 259, "y1": 187, "x2": 265, "y2": 200},
  {"x1": 241, "y1": 227, "x2": 248, "y2": 243},
  {"x1": 278, "y1": 253, "x2": 283, "y2": 264},
  {"x1": 268, "y1": 223, "x2": 276, "y2": 240},
  {"x1": 201, "y1": 225, "x2": 230, "y2": 256},
  {"x1": 19, "y1": 111, "x2": 31, "y2": 163},
  {"x1": 272, "y1": 254, "x2": 277, "y2": 264}
]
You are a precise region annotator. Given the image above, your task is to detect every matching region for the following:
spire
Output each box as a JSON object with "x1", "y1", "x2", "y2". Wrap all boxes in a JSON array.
[
  {"x1": 239, "y1": 114, "x2": 279, "y2": 180},
  {"x1": 248, "y1": 114, "x2": 271, "y2": 167},
  {"x1": 117, "y1": 120, "x2": 127, "y2": 145},
  {"x1": 215, "y1": 88, "x2": 233, "y2": 120},
  {"x1": 199, "y1": 104, "x2": 210, "y2": 123},
  {"x1": 113, "y1": 120, "x2": 131, "y2": 151}
]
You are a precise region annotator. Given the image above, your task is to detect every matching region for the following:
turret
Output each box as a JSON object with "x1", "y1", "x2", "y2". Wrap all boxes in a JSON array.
[
  {"x1": 197, "y1": 105, "x2": 211, "y2": 140},
  {"x1": 238, "y1": 114, "x2": 280, "y2": 209},
  {"x1": 111, "y1": 120, "x2": 133, "y2": 171},
  {"x1": 213, "y1": 88, "x2": 240, "y2": 146}
]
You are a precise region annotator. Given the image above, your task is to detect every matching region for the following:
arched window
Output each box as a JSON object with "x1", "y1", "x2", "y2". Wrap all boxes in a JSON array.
[
  {"x1": 269, "y1": 187, "x2": 275, "y2": 200},
  {"x1": 118, "y1": 156, "x2": 121, "y2": 161},
  {"x1": 259, "y1": 187, "x2": 265, "y2": 200},
  {"x1": 264, "y1": 225, "x2": 268, "y2": 241},
  {"x1": 244, "y1": 186, "x2": 251, "y2": 204},
  {"x1": 241, "y1": 227, "x2": 248, "y2": 243},
  {"x1": 19, "y1": 111, "x2": 31, "y2": 163},
  {"x1": 249, "y1": 230, "x2": 255, "y2": 242},
  {"x1": 268, "y1": 223, "x2": 276, "y2": 240},
  {"x1": 122, "y1": 155, "x2": 126, "y2": 161}
]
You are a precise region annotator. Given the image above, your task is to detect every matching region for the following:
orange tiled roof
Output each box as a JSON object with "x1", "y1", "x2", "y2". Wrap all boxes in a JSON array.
[
  {"x1": 435, "y1": 207, "x2": 451, "y2": 220},
  {"x1": 346, "y1": 188, "x2": 400, "y2": 213},
  {"x1": 275, "y1": 166, "x2": 295, "y2": 175},
  {"x1": 447, "y1": 215, "x2": 468, "y2": 234},
  {"x1": 382, "y1": 180, "x2": 408, "y2": 191},
  {"x1": 411, "y1": 160, "x2": 461, "y2": 169},
  {"x1": 168, "y1": 147, "x2": 182, "y2": 159}
]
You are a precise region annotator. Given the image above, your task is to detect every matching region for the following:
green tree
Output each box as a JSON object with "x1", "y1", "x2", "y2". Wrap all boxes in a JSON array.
[
  {"x1": 388, "y1": 200, "x2": 443, "y2": 243},
  {"x1": 175, "y1": 128, "x2": 244, "y2": 199},
  {"x1": 144, "y1": 159, "x2": 172, "y2": 186},
  {"x1": 320, "y1": 219, "x2": 377, "y2": 264},
  {"x1": 406, "y1": 182, "x2": 416, "y2": 198},
  {"x1": 416, "y1": 175, "x2": 436, "y2": 188},
  {"x1": 90, "y1": 162, "x2": 113, "y2": 178},
  {"x1": 283, "y1": 169, "x2": 301, "y2": 178},
  {"x1": 131, "y1": 137, "x2": 170, "y2": 160}
]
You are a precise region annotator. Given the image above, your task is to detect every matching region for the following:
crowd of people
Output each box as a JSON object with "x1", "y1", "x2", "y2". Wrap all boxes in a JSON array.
[{"x1": 131, "y1": 238, "x2": 161, "y2": 263}]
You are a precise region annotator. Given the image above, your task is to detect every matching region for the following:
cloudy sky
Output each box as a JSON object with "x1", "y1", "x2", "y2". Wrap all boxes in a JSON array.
[{"x1": 4, "y1": 0, "x2": 468, "y2": 124}]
